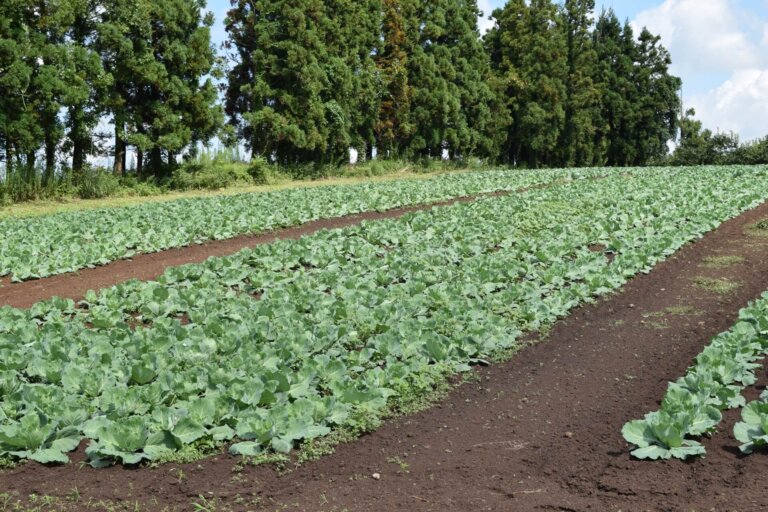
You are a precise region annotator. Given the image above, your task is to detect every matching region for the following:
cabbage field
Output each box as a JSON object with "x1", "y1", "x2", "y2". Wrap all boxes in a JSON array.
[
  {"x1": 2, "y1": 166, "x2": 768, "y2": 470},
  {"x1": 0, "y1": 168, "x2": 602, "y2": 282}
]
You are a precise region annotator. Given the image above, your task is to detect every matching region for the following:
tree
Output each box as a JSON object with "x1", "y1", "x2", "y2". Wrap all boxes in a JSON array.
[
  {"x1": 99, "y1": 0, "x2": 221, "y2": 177},
  {"x1": 65, "y1": 0, "x2": 110, "y2": 172},
  {"x1": 592, "y1": 11, "x2": 636, "y2": 166},
  {"x1": 324, "y1": 0, "x2": 381, "y2": 161},
  {"x1": 560, "y1": 0, "x2": 600, "y2": 167},
  {"x1": 0, "y1": 0, "x2": 38, "y2": 175},
  {"x1": 403, "y1": 0, "x2": 503, "y2": 161},
  {"x1": 487, "y1": 0, "x2": 567, "y2": 167},
  {"x1": 227, "y1": 0, "x2": 338, "y2": 167},
  {"x1": 672, "y1": 108, "x2": 739, "y2": 165},
  {"x1": 375, "y1": 0, "x2": 414, "y2": 159},
  {"x1": 631, "y1": 28, "x2": 681, "y2": 165}
]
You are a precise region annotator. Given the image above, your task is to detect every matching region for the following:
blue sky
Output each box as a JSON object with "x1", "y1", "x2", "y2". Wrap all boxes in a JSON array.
[{"x1": 207, "y1": 0, "x2": 768, "y2": 141}]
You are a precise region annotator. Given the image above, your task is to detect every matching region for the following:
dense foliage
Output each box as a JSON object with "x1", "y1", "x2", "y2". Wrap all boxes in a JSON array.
[
  {"x1": 670, "y1": 109, "x2": 768, "y2": 166},
  {"x1": 1, "y1": 166, "x2": 767, "y2": 466},
  {"x1": 485, "y1": 4, "x2": 681, "y2": 167},
  {"x1": 1, "y1": 0, "x2": 687, "y2": 200},
  {"x1": 226, "y1": 1, "x2": 681, "y2": 169},
  {"x1": 0, "y1": 0, "x2": 221, "y2": 184}
]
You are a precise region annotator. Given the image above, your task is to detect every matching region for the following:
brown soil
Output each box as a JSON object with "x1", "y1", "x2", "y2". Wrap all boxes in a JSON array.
[{"x1": 3, "y1": 203, "x2": 768, "y2": 511}]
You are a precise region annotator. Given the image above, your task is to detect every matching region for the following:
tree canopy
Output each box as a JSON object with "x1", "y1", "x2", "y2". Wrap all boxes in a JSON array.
[{"x1": 1, "y1": 0, "x2": 694, "y2": 186}]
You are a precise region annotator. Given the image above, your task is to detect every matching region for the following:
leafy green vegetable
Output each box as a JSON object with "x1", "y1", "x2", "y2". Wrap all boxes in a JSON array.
[
  {"x1": 622, "y1": 411, "x2": 706, "y2": 460},
  {"x1": 1, "y1": 166, "x2": 768, "y2": 466},
  {"x1": 624, "y1": 290, "x2": 768, "y2": 460},
  {"x1": 0, "y1": 168, "x2": 604, "y2": 281},
  {"x1": 733, "y1": 401, "x2": 768, "y2": 454},
  {"x1": 0, "y1": 413, "x2": 81, "y2": 464}
]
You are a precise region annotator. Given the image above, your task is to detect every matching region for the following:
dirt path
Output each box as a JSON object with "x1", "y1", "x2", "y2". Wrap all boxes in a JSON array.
[
  {"x1": 2, "y1": 200, "x2": 768, "y2": 511},
  {"x1": 0, "y1": 199, "x2": 472, "y2": 309}
]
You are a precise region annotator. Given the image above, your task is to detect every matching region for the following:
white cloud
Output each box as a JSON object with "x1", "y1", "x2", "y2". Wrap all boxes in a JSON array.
[
  {"x1": 690, "y1": 69, "x2": 768, "y2": 141},
  {"x1": 477, "y1": 0, "x2": 496, "y2": 33},
  {"x1": 633, "y1": 0, "x2": 765, "y2": 75},
  {"x1": 632, "y1": 0, "x2": 768, "y2": 140}
]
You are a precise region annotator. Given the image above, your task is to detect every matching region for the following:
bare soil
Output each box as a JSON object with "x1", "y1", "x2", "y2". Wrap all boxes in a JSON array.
[{"x1": 2, "y1": 201, "x2": 768, "y2": 511}]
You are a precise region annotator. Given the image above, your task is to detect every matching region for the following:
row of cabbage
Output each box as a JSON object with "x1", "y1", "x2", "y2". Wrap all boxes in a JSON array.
[
  {"x1": 623, "y1": 293, "x2": 768, "y2": 459},
  {"x1": 1, "y1": 167, "x2": 767, "y2": 467},
  {"x1": 0, "y1": 168, "x2": 606, "y2": 282}
]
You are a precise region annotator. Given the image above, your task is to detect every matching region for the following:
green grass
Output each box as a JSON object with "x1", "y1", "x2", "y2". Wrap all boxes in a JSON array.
[
  {"x1": 0, "y1": 167, "x2": 456, "y2": 220},
  {"x1": 745, "y1": 218, "x2": 768, "y2": 237},
  {"x1": 692, "y1": 277, "x2": 742, "y2": 295},
  {"x1": 642, "y1": 305, "x2": 704, "y2": 318},
  {"x1": 699, "y1": 255, "x2": 746, "y2": 268}
]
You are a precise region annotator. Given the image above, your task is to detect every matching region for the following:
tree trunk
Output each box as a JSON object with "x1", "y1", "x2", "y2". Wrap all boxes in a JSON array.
[
  {"x1": 44, "y1": 132, "x2": 56, "y2": 184},
  {"x1": 114, "y1": 114, "x2": 126, "y2": 176},
  {"x1": 150, "y1": 147, "x2": 163, "y2": 177},
  {"x1": 5, "y1": 141, "x2": 13, "y2": 176},
  {"x1": 27, "y1": 151, "x2": 36, "y2": 170},
  {"x1": 136, "y1": 148, "x2": 143, "y2": 179},
  {"x1": 71, "y1": 106, "x2": 87, "y2": 172}
]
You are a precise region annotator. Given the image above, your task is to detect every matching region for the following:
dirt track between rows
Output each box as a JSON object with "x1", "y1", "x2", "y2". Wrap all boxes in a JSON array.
[
  {"x1": 0, "y1": 199, "x2": 471, "y2": 309},
  {"x1": 0, "y1": 177, "x2": 606, "y2": 309},
  {"x1": 2, "y1": 197, "x2": 768, "y2": 511},
  {"x1": 237, "y1": 201, "x2": 768, "y2": 511}
]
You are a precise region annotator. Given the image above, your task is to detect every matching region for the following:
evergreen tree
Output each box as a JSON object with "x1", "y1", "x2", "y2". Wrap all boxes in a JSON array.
[
  {"x1": 324, "y1": 0, "x2": 381, "y2": 161},
  {"x1": 0, "y1": 0, "x2": 38, "y2": 175},
  {"x1": 375, "y1": 0, "x2": 414, "y2": 159},
  {"x1": 560, "y1": 0, "x2": 599, "y2": 167},
  {"x1": 227, "y1": 0, "x2": 340, "y2": 166},
  {"x1": 631, "y1": 28, "x2": 681, "y2": 164},
  {"x1": 487, "y1": 0, "x2": 567, "y2": 167},
  {"x1": 592, "y1": 11, "x2": 636, "y2": 166},
  {"x1": 65, "y1": 0, "x2": 109, "y2": 172},
  {"x1": 405, "y1": 0, "x2": 504, "y2": 160},
  {"x1": 99, "y1": 0, "x2": 221, "y2": 176}
]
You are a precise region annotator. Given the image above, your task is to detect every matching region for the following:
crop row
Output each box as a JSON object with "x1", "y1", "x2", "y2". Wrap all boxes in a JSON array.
[
  {"x1": 623, "y1": 293, "x2": 768, "y2": 459},
  {"x1": 0, "y1": 168, "x2": 606, "y2": 282},
  {"x1": 1, "y1": 166, "x2": 767, "y2": 466}
]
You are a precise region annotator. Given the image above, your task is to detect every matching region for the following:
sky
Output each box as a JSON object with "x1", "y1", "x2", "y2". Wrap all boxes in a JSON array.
[{"x1": 207, "y1": 0, "x2": 768, "y2": 142}]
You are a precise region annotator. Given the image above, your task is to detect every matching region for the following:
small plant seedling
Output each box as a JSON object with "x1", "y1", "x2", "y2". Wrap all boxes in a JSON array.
[{"x1": 386, "y1": 456, "x2": 410, "y2": 472}]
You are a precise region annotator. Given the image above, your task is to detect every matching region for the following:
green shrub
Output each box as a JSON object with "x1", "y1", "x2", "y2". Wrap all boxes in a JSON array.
[
  {"x1": 279, "y1": 162, "x2": 333, "y2": 180},
  {"x1": 247, "y1": 157, "x2": 281, "y2": 185},
  {"x1": 75, "y1": 167, "x2": 121, "y2": 199},
  {"x1": 342, "y1": 159, "x2": 411, "y2": 178},
  {"x1": 171, "y1": 161, "x2": 254, "y2": 190}
]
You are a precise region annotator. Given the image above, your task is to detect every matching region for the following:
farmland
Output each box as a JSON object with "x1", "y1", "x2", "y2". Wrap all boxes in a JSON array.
[
  {"x1": 0, "y1": 168, "x2": 598, "y2": 282},
  {"x1": 2, "y1": 166, "x2": 768, "y2": 510}
]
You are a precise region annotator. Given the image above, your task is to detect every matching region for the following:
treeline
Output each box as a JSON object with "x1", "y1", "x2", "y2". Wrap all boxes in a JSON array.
[
  {"x1": 0, "y1": 0, "x2": 685, "y2": 194},
  {"x1": 0, "y1": 0, "x2": 221, "y2": 181},
  {"x1": 225, "y1": 0, "x2": 682, "y2": 169},
  {"x1": 670, "y1": 109, "x2": 768, "y2": 166}
]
